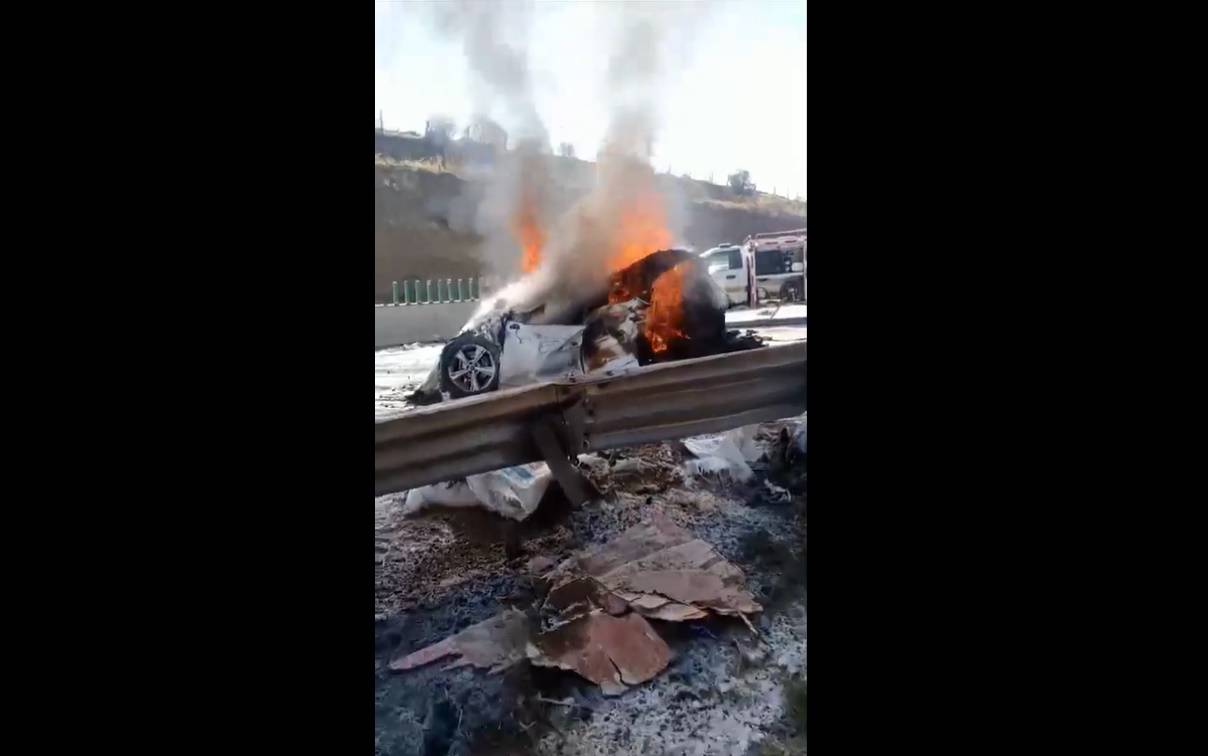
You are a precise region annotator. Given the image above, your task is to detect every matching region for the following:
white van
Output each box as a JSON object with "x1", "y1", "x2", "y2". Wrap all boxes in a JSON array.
[
  {"x1": 700, "y1": 230, "x2": 806, "y2": 307},
  {"x1": 698, "y1": 243, "x2": 754, "y2": 307}
]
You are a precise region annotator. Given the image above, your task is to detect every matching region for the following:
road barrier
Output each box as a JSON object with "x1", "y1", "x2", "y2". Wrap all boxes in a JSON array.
[
  {"x1": 383, "y1": 276, "x2": 483, "y2": 306},
  {"x1": 374, "y1": 341, "x2": 806, "y2": 496}
]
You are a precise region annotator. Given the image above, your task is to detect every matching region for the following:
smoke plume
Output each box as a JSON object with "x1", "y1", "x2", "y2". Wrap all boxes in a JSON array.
[
  {"x1": 429, "y1": 1, "x2": 712, "y2": 319},
  {"x1": 430, "y1": 0, "x2": 547, "y2": 145},
  {"x1": 522, "y1": 4, "x2": 709, "y2": 302}
]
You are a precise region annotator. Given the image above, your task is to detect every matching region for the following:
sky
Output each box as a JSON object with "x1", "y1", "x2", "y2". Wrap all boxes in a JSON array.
[{"x1": 375, "y1": 0, "x2": 806, "y2": 200}]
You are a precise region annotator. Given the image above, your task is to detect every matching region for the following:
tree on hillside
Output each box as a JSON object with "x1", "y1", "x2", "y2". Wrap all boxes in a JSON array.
[
  {"x1": 728, "y1": 169, "x2": 756, "y2": 196},
  {"x1": 558, "y1": 142, "x2": 576, "y2": 158}
]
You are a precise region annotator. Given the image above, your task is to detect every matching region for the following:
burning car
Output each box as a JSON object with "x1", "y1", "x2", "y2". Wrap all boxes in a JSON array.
[{"x1": 410, "y1": 249, "x2": 763, "y2": 404}]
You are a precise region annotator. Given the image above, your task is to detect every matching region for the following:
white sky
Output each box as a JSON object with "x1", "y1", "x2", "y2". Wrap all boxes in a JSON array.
[{"x1": 375, "y1": 0, "x2": 806, "y2": 200}]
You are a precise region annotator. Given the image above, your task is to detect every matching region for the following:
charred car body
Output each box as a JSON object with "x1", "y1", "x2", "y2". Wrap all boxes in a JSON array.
[{"x1": 410, "y1": 249, "x2": 763, "y2": 404}]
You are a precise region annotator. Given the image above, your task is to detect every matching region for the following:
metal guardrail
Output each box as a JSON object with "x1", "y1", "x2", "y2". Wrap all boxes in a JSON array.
[
  {"x1": 385, "y1": 277, "x2": 483, "y2": 306},
  {"x1": 374, "y1": 341, "x2": 806, "y2": 496}
]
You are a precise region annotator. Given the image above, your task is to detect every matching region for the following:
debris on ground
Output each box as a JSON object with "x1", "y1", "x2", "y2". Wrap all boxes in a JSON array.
[
  {"x1": 578, "y1": 444, "x2": 685, "y2": 496},
  {"x1": 401, "y1": 480, "x2": 480, "y2": 513},
  {"x1": 388, "y1": 608, "x2": 531, "y2": 674},
  {"x1": 767, "y1": 415, "x2": 806, "y2": 495},
  {"x1": 465, "y1": 462, "x2": 552, "y2": 521},
  {"x1": 386, "y1": 512, "x2": 760, "y2": 698},
  {"x1": 725, "y1": 424, "x2": 764, "y2": 462},
  {"x1": 527, "y1": 611, "x2": 673, "y2": 695},
  {"x1": 682, "y1": 425, "x2": 762, "y2": 482},
  {"x1": 402, "y1": 461, "x2": 552, "y2": 521},
  {"x1": 762, "y1": 479, "x2": 791, "y2": 504},
  {"x1": 525, "y1": 555, "x2": 557, "y2": 575},
  {"x1": 375, "y1": 419, "x2": 805, "y2": 755},
  {"x1": 548, "y1": 511, "x2": 762, "y2": 623},
  {"x1": 542, "y1": 576, "x2": 631, "y2": 618}
]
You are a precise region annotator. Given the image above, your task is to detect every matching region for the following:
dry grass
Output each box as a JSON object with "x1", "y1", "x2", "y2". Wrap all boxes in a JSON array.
[
  {"x1": 374, "y1": 153, "x2": 805, "y2": 218},
  {"x1": 696, "y1": 194, "x2": 808, "y2": 218},
  {"x1": 374, "y1": 154, "x2": 462, "y2": 176}
]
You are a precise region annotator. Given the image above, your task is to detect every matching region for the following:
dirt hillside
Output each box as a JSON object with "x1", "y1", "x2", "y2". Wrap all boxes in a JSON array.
[{"x1": 374, "y1": 156, "x2": 806, "y2": 303}]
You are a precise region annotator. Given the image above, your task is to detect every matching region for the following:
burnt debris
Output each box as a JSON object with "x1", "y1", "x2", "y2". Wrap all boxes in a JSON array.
[{"x1": 388, "y1": 510, "x2": 762, "y2": 696}]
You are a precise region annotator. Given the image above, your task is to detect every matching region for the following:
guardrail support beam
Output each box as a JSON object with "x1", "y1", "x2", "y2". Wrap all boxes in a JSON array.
[{"x1": 531, "y1": 415, "x2": 592, "y2": 506}]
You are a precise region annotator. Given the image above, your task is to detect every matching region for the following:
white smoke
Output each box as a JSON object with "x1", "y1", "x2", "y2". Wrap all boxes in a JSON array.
[
  {"x1": 427, "y1": 1, "x2": 714, "y2": 320},
  {"x1": 430, "y1": 0, "x2": 548, "y2": 146}
]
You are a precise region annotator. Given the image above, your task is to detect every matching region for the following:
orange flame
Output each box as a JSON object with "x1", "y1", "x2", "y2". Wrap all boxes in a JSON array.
[
  {"x1": 511, "y1": 201, "x2": 545, "y2": 274},
  {"x1": 606, "y1": 186, "x2": 673, "y2": 271},
  {"x1": 645, "y1": 262, "x2": 688, "y2": 353},
  {"x1": 598, "y1": 167, "x2": 683, "y2": 354}
]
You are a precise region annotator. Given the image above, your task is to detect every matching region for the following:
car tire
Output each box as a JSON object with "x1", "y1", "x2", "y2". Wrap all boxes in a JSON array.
[{"x1": 439, "y1": 334, "x2": 502, "y2": 399}]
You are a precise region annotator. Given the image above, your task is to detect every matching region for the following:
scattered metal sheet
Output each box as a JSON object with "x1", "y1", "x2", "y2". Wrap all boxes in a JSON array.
[
  {"x1": 637, "y1": 602, "x2": 709, "y2": 622},
  {"x1": 553, "y1": 512, "x2": 762, "y2": 621},
  {"x1": 527, "y1": 611, "x2": 673, "y2": 696},
  {"x1": 544, "y1": 577, "x2": 630, "y2": 618},
  {"x1": 387, "y1": 515, "x2": 759, "y2": 697},
  {"x1": 388, "y1": 609, "x2": 530, "y2": 674}
]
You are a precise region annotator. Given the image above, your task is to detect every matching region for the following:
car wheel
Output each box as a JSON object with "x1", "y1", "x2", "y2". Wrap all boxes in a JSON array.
[{"x1": 439, "y1": 334, "x2": 502, "y2": 399}]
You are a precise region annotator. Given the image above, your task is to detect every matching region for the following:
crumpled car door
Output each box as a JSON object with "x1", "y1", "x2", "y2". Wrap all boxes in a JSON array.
[{"x1": 498, "y1": 322, "x2": 586, "y2": 387}]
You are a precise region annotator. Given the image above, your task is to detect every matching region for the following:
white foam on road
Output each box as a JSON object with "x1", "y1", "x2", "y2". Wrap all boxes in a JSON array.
[
  {"x1": 750, "y1": 325, "x2": 807, "y2": 343},
  {"x1": 375, "y1": 342, "x2": 443, "y2": 421},
  {"x1": 726, "y1": 303, "x2": 807, "y2": 325}
]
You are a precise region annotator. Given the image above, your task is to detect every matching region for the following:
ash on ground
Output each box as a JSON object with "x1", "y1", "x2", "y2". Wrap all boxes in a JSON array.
[
  {"x1": 375, "y1": 421, "x2": 806, "y2": 756},
  {"x1": 375, "y1": 342, "x2": 445, "y2": 421}
]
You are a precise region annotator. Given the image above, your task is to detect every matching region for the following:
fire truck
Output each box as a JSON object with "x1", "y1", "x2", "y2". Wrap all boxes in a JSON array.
[{"x1": 700, "y1": 228, "x2": 806, "y2": 307}]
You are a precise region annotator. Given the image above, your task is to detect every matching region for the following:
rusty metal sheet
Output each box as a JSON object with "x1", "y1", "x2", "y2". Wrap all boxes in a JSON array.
[
  {"x1": 561, "y1": 512, "x2": 762, "y2": 620},
  {"x1": 545, "y1": 577, "x2": 628, "y2": 617},
  {"x1": 388, "y1": 609, "x2": 530, "y2": 674},
  {"x1": 638, "y1": 603, "x2": 709, "y2": 622},
  {"x1": 528, "y1": 611, "x2": 672, "y2": 695}
]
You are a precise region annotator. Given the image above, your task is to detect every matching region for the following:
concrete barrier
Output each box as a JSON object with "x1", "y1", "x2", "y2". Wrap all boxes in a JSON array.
[{"x1": 375, "y1": 302, "x2": 478, "y2": 348}]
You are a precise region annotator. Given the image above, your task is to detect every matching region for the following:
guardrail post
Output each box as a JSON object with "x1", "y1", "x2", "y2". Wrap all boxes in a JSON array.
[
  {"x1": 531, "y1": 416, "x2": 592, "y2": 506},
  {"x1": 416, "y1": 280, "x2": 423, "y2": 304},
  {"x1": 446, "y1": 278, "x2": 453, "y2": 303},
  {"x1": 457, "y1": 278, "x2": 465, "y2": 302},
  {"x1": 391, "y1": 281, "x2": 399, "y2": 306},
  {"x1": 426, "y1": 280, "x2": 434, "y2": 304}
]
